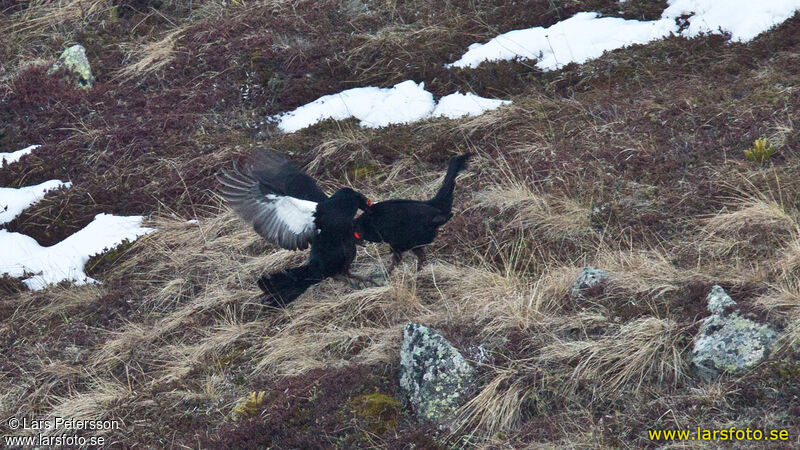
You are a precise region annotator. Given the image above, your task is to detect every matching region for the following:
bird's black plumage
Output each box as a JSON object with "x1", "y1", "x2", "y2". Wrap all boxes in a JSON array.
[
  {"x1": 257, "y1": 187, "x2": 368, "y2": 306},
  {"x1": 218, "y1": 150, "x2": 370, "y2": 306},
  {"x1": 353, "y1": 153, "x2": 471, "y2": 270}
]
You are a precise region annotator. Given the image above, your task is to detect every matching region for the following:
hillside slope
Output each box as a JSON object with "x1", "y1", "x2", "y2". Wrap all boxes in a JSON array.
[{"x1": 2, "y1": 1, "x2": 800, "y2": 447}]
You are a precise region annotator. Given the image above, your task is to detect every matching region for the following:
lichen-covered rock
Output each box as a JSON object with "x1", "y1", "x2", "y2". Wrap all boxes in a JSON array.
[
  {"x1": 571, "y1": 266, "x2": 612, "y2": 297},
  {"x1": 705, "y1": 284, "x2": 736, "y2": 314},
  {"x1": 692, "y1": 285, "x2": 777, "y2": 380},
  {"x1": 48, "y1": 44, "x2": 94, "y2": 89},
  {"x1": 399, "y1": 322, "x2": 476, "y2": 424}
]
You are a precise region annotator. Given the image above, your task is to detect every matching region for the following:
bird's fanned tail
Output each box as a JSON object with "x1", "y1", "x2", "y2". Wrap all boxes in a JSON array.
[
  {"x1": 257, "y1": 264, "x2": 322, "y2": 307},
  {"x1": 427, "y1": 153, "x2": 472, "y2": 214}
]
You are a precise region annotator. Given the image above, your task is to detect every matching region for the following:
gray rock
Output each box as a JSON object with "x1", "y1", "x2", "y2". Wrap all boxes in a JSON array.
[
  {"x1": 692, "y1": 285, "x2": 777, "y2": 380},
  {"x1": 571, "y1": 266, "x2": 612, "y2": 297},
  {"x1": 48, "y1": 44, "x2": 94, "y2": 89},
  {"x1": 705, "y1": 284, "x2": 735, "y2": 315},
  {"x1": 399, "y1": 322, "x2": 476, "y2": 424}
]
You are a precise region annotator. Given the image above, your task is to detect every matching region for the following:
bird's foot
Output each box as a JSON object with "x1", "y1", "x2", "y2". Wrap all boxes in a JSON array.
[
  {"x1": 412, "y1": 248, "x2": 426, "y2": 271},
  {"x1": 343, "y1": 269, "x2": 384, "y2": 288}
]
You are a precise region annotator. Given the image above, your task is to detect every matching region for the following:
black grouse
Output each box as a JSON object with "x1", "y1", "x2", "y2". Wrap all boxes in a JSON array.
[
  {"x1": 218, "y1": 150, "x2": 371, "y2": 306},
  {"x1": 353, "y1": 153, "x2": 471, "y2": 271}
]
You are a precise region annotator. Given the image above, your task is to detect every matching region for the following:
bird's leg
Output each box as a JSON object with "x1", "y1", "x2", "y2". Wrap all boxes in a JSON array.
[
  {"x1": 387, "y1": 249, "x2": 403, "y2": 273},
  {"x1": 412, "y1": 247, "x2": 426, "y2": 271},
  {"x1": 344, "y1": 267, "x2": 378, "y2": 286}
]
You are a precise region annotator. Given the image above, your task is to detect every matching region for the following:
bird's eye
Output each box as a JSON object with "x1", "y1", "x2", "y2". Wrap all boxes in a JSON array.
[
  {"x1": 354, "y1": 232, "x2": 362, "y2": 239},
  {"x1": 366, "y1": 198, "x2": 372, "y2": 206}
]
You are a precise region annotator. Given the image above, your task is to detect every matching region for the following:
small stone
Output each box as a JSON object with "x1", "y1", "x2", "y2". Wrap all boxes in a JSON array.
[
  {"x1": 466, "y1": 344, "x2": 493, "y2": 365},
  {"x1": 691, "y1": 285, "x2": 777, "y2": 380},
  {"x1": 571, "y1": 266, "x2": 612, "y2": 297},
  {"x1": 48, "y1": 44, "x2": 94, "y2": 89},
  {"x1": 399, "y1": 322, "x2": 476, "y2": 424},
  {"x1": 62, "y1": 344, "x2": 84, "y2": 363}
]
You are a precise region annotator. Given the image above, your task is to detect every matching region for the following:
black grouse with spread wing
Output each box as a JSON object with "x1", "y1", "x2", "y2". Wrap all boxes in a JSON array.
[
  {"x1": 218, "y1": 150, "x2": 371, "y2": 306},
  {"x1": 353, "y1": 153, "x2": 471, "y2": 270}
]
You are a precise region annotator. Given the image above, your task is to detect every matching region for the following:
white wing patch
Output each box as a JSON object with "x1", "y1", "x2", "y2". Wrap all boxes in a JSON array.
[
  {"x1": 265, "y1": 194, "x2": 317, "y2": 234},
  {"x1": 218, "y1": 164, "x2": 322, "y2": 250}
]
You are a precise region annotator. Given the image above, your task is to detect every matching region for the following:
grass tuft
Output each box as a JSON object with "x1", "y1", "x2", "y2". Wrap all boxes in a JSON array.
[
  {"x1": 744, "y1": 137, "x2": 776, "y2": 163},
  {"x1": 232, "y1": 390, "x2": 266, "y2": 419}
]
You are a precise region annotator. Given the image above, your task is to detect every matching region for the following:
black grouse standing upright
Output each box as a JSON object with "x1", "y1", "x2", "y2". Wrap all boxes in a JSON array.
[
  {"x1": 218, "y1": 150, "x2": 371, "y2": 306},
  {"x1": 354, "y1": 153, "x2": 471, "y2": 270}
]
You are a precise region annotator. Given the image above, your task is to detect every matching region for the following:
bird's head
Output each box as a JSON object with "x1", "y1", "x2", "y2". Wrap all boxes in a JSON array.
[
  {"x1": 355, "y1": 192, "x2": 372, "y2": 246},
  {"x1": 332, "y1": 187, "x2": 371, "y2": 208},
  {"x1": 358, "y1": 193, "x2": 372, "y2": 212}
]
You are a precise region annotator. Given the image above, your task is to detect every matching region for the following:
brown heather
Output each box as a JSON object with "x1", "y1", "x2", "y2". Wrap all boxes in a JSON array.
[{"x1": 1, "y1": 0, "x2": 800, "y2": 447}]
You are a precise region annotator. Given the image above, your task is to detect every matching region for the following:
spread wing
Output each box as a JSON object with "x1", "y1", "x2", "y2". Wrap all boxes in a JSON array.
[
  {"x1": 246, "y1": 149, "x2": 328, "y2": 203},
  {"x1": 218, "y1": 164, "x2": 318, "y2": 250}
]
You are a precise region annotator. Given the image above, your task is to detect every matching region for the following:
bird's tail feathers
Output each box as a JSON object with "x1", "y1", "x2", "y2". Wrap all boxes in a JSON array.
[
  {"x1": 257, "y1": 264, "x2": 322, "y2": 307},
  {"x1": 428, "y1": 153, "x2": 472, "y2": 213}
]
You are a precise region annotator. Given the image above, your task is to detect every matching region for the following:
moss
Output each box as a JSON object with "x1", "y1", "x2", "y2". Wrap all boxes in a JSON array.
[
  {"x1": 351, "y1": 165, "x2": 376, "y2": 181},
  {"x1": 350, "y1": 392, "x2": 401, "y2": 434},
  {"x1": 750, "y1": 86, "x2": 792, "y2": 105},
  {"x1": 771, "y1": 359, "x2": 800, "y2": 379},
  {"x1": 85, "y1": 239, "x2": 136, "y2": 279},
  {"x1": 213, "y1": 347, "x2": 246, "y2": 370},
  {"x1": 201, "y1": 365, "x2": 415, "y2": 448}
]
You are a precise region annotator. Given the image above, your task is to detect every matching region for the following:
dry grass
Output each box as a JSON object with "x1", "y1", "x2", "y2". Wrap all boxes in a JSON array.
[
  {"x1": 456, "y1": 313, "x2": 687, "y2": 441},
  {"x1": 47, "y1": 379, "x2": 132, "y2": 433},
  {"x1": 115, "y1": 30, "x2": 184, "y2": 81},
  {"x1": 699, "y1": 185, "x2": 799, "y2": 265},
  {"x1": 308, "y1": 124, "x2": 374, "y2": 175},
  {"x1": 757, "y1": 278, "x2": 800, "y2": 316},
  {"x1": 472, "y1": 151, "x2": 595, "y2": 250},
  {"x1": 778, "y1": 319, "x2": 800, "y2": 354},
  {"x1": 543, "y1": 317, "x2": 687, "y2": 394},
  {"x1": 6, "y1": 0, "x2": 112, "y2": 33},
  {"x1": 595, "y1": 247, "x2": 687, "y2": 299},
  {"x1": 478, "y1": 186, "x2": 593, "y2": 240},
  {"x1": 455, "y1": 367, "x2": 536, "y2": 437},
  {"x1": 3, "y1": 0, "x2": 800, "y2": 446},
  {"x1": 704, "y1": 197, "x2": 796, "y2": 238},
  {"x1": 338, "y1": 22, "x2": 464, "y2": 84},
  {"x1": 774, "y1": 237, "x2": 800, "y2": 276}
]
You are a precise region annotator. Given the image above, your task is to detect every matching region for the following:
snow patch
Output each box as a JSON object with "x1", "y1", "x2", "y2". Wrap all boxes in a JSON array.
[
  {"x1": 448, "y1": 1, "x2": 800, "y2": 69},
  {"x1": 276, "y1": 80, "x2": 435, "y2": 132},
  {"x1": 0, "y1": 180, "x2": 72, "y2": 225},
  {"x1": 274, "y1": 81, "x2": 510, "y2": 132},
  {"x1": 0, "y1": 213, "x2": 155, "y2": 290},
  {"x1": 432, "y1": 93, "x2": 512, "y2": 119},
  {"x1": 664, "y1": 0, "x2": 800, "y2": 42},
  {"x1": 1, "y1": 145, "x2": 40, "y2": 165},
  {"x1": 447, "y1": 12, "x2": 675, "y2": 70}
]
